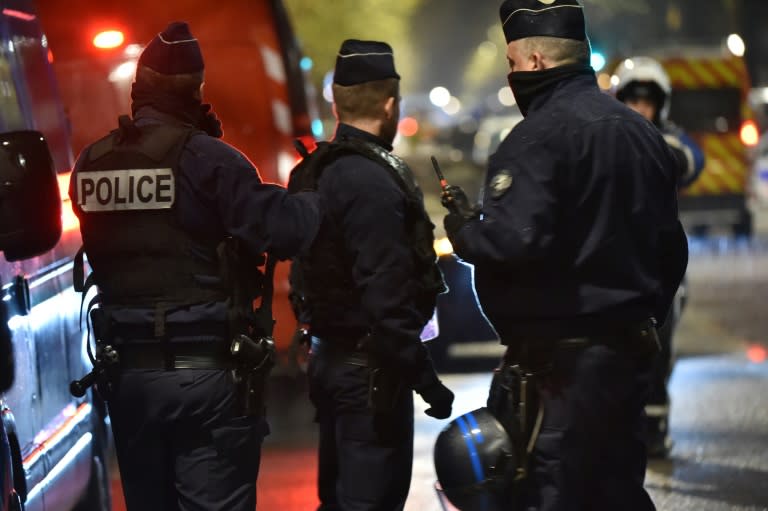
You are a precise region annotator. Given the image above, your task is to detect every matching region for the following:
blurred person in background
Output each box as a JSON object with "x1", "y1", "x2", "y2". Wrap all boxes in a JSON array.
[{"x1": 614, "y1": 56, "x2": 705, "y2": 457}]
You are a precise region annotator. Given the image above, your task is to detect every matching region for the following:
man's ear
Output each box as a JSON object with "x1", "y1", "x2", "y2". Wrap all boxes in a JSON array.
[
  {"x1": 384, "y1": 96, "x2": 396, "y2": 120},
  {"x1": 530, "y1": 51, "x2": 546, "y2": 71}
]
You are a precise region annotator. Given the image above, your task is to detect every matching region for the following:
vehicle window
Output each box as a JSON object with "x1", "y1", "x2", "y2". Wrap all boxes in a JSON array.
[
  {"x1": 0, "y1": 8, "x2": 73, "y2": 173},
  {"x1": 668, "y1": 87, "x2": 742, "y2": 133},
  {"x1": 0, "y1": 52, "x2": 25, "y2": 132}
]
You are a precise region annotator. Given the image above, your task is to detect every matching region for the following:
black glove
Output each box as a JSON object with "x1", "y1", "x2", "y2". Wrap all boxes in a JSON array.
[
  {"x1": 417, "y1": 380, "x2": 455, "y2": 419},
  {"x1": 198, "y1": 103, "x2": 223, "y2": 138},
  {"x1": 441, "y1": 185, "x2": 478, "y2": 239},
  {"x1": 444, "y1": 212, "x2": 468, "y2": 239},
  {"x1": 441, "y1": 185, "x2": 478, "y2": 219}
]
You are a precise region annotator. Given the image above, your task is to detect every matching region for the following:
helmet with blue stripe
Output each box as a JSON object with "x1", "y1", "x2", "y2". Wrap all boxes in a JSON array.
[{"x1": 434, "y1": 407, "x2": 519, "y2": 510}]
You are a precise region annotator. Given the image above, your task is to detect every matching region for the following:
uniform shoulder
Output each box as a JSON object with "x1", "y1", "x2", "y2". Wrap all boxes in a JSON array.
[
  {"x1": 185, "y1": 132, "x2": 255, "y2": 168},
  {"x1": 325, "y1": 151, "x2": 397, "y2": 186},
  {"x1": 319, "y1": 151, "x2": 404, "y2": 206}
]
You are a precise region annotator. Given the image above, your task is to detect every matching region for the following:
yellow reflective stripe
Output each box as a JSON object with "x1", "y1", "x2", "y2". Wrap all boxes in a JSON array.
[
  {"x1": 686, "y1": 172, "x2": 724, "y2": 195},
  {"x1": 702, "y1": 60, "x2": 741, "y2": 86},
  {"x1": 666, "y1": 63, "x2": 699, "y2": 88},
  {"x1": 687, "y1": 60, "x2": 721, "y2": 87},
  {"x1": 702, "y1": 138, "x2": 745, "y2": 191},
  {"x1": 724, "y1": 133, "x2": 747, "y2": 157}
]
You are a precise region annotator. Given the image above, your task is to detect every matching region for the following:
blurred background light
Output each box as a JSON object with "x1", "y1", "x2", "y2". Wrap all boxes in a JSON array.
[
  {"x1": 727, "y1": 33, "x2": 746, "y2": 57},
  {"x1": 591, "y1": 51, "x2": 606, "y2": 71},
  {"x1": 497, "y1": 86, "x2": 515, "y2": 106},
  {"x1": 429, "y1": 86, "x2": 451, "y2": 108},
  {"x1": 442, "y1": 96, "x2": 462, "y2": 115},
  {"x1": 93, "y1": 29, "x2": 124, "y2": 50},
  {"x1": 398, "y1": 116, "x2": 419, "y2": 137}
]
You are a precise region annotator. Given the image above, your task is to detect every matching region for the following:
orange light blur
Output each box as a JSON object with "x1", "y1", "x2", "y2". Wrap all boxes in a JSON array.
[
  {"x1": 398, "y1": 117, "x2": 419, "y2": 137},
  {"x1": 47, "y1": 49, "x2": 54, "y2": 63},
  {"x1": 740, "y1": 120, "x2": 759, "y2": 147},
  {"x1": 434, "y1": 237, "x2": 454, "y2": 257},
  {"x1": 93, "y1": 30, "x2": 125, "y2": 50},
  {"x1": 57, "y1": 172, "x2": 80, "y2": 232},
  {"x1": 746, "y1": 344, "x2": 767, "y2": 364}
]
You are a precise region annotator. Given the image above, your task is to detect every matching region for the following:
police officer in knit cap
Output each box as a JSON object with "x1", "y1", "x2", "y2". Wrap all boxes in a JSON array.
[
  {"x1": 288, "y1": 39, "x2": 454, "y2": 511},
  {"x1": 437, "y1": 1, "x2": 688, "y2": 509},
  {"x1": 69, "y1": 21, "x2": 321, "y2": 510}
]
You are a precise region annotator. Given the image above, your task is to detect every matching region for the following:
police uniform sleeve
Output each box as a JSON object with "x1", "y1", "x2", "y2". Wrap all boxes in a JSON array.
[
  {"x1": 664, "y1": 131, "x2": 705, "y2": 188},
  {"x1": 182, "y1": 136, "x2": 322, "y2": 259},
  {"x1": 450, "y1": 142, "x2": 558, "y2": 266},
  {"x1": 324, "y1": 156, "x2": 437, "y2": 384}
]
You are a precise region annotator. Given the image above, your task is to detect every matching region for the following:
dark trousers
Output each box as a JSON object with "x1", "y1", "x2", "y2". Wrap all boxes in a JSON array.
[
  {"x1": 645, "y1": 313, "x2": 674, "y2": 439},
  {"x1": 510, "y1": 343, "x2": 656, "y2": 511},
  {"x1": 308, "y1": 353, "x2": 414, "y2": 511},
  {"x1": 108, "y1": 369, "x2": 267, "y2": 511}
]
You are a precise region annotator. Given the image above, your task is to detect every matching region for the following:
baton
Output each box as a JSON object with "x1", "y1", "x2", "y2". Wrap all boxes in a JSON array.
[{"x1": 431, "y1": 156, "x2": 449, "y2": 190}]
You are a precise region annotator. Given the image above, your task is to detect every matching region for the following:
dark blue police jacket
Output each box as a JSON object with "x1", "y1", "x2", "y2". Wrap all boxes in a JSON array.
[
  {"x1": 71, "y1": 107, "x2": 321, "y2": 342},
  {"x1": 313, "y1": 123, "x2": 436, "y2": 385},
  {"x1": 451, "y1": 73, "x2": 688, "y2": 342}
]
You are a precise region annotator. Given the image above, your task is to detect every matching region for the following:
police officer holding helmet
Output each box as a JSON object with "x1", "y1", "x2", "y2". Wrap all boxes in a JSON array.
[
  {"x1": 289, "y1": 39, "x2": 454, "y2": 511},
  {"x1": 69, "y1": 22, "x2": 321, "y2": 510},
  {"x1": 436, "y1": 1, "x2": 688, "y2": 509}
]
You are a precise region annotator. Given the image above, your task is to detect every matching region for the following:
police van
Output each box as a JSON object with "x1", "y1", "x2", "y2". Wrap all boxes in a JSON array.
[
  {"x1": 39, "y1": 0, "x2": 322, "y2": 363},
  {"x1": 0, "y1": 1, "x2": 112, "y2": 510}
]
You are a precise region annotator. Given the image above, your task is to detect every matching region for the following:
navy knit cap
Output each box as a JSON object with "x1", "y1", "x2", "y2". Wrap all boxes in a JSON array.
[
  {"x1": 138, "y1": 21, "x2": 204, "y2": 74},
  {"x1": 333, "y1": 39, "x2": 400, "y2": 86},
  {"x1": 499, "y1": 0, "x2": 586, "y2": 43}
]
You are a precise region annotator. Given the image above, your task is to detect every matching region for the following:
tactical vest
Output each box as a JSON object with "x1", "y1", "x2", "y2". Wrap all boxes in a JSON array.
[
  {"x1": 287, "y1": 137, "x2": 447, "y2": 326},
  {"x1": 72, "y1": 121, "x2": 229, "y2": 308}
]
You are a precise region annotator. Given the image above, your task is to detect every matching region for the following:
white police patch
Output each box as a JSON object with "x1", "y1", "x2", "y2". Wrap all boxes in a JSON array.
[
  {"x1": 489, "y1": 171, "x2": 514, "y2": 199},
  {"x1": 77, "y1": 168, "x2": 175, "y2": 212}
]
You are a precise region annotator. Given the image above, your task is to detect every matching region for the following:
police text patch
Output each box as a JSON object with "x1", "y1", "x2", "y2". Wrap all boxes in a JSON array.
[
  {"x1": 489, "y1": 170, "x2": 514, "y2": 199},
  {"x1": 77, "y1": 168, "x2": 175, "y2": 212}
]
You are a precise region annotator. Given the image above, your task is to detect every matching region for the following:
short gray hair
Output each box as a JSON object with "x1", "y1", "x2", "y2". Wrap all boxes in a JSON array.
[{"x1": 522, "y1": 37, "x2": 591, "y2": 66}]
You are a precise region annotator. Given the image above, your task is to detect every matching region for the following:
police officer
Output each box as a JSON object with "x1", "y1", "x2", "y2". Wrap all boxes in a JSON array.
[
  {"x1": 614, "y1": 55, "x2": 705, "y2": 457},
  {"x1": 289, "y1": 39, "x2": 455, "y2": 511},
  {"x1": 441, "y1": 1, "x2": 688, "y2": 510},
  {"x1": 614, "y1": 56, "x2": 705, "y2": 188},
  {"x1": 69, "y1": 22, "x2": 321, "y2": 510}
]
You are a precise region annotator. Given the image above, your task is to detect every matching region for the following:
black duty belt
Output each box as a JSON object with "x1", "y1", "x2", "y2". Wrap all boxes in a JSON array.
[
  {"x1": 116, "y1": 341, "x2": 235, "y2": 370},
  {"x1": 310, "y1": 336, "x2": 369, "y2": 367},
  {"x1": 505, "y1": 318, "x2": 660, "y2": 366}
]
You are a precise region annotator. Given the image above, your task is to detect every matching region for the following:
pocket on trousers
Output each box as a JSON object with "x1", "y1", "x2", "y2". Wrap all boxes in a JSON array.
[{"x1": 211, "y1": 415, "x2": 269, "y2": 466}]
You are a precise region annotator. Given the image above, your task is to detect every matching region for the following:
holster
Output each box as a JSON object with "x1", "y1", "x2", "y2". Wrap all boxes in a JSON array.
[
  {"x1": 71, "y1": 308, "x2": 120, "y2": 401},
  {"x1": 487, "y1": 361, "x2": 541, "y2": 487},
  {"x1": 230, "y1": 334, "x2": 276, "y2": 416},
  {"x1": 368, "y1": 367, "x2": 404, "y2": 414}
]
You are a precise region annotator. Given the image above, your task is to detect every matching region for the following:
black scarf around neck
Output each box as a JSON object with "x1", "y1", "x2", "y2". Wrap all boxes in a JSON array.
[
  {"x1": 507, "y1": 63, "x2": 594, "y2": 116},
  {"x1": 130, "y1": 80, "x2": 223, "y2": 138}
]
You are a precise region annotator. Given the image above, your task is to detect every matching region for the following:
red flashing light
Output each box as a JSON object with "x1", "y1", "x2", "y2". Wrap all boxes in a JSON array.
[
  {"x1": 398, "y1": 117, "x2": 419, "y2": 137},
  {"x1": 2, "y1": 8, "x2": 36, "y2": 21},
  {"x1": 740, "y1": 120, "x2": 759, "y2": 147},
  {"x1": 93, "y1": 30, "x2": 125, "y2": 50},
  {"x1": 47, "y1": 49, "x2": 54, "y2": 64},
  {"x1": 746, "y1": 344, "x2": 767, "y2": 364}
]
